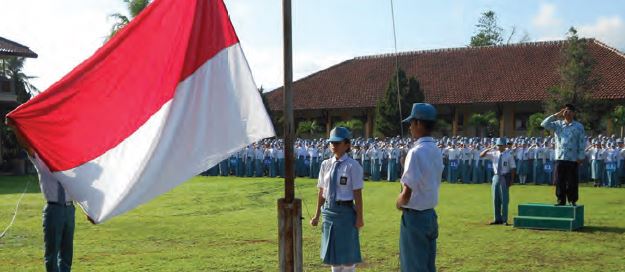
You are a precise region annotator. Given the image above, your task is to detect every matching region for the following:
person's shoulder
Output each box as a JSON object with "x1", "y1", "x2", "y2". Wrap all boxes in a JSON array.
[{"x1": 573, "y1": 121, "x2": 585, "y2": 129}]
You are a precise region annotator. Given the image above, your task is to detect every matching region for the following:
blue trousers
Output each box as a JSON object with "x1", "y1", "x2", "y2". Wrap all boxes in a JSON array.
[
  {"x1": 278, "y1": 158, "x2": 285, "y2": 177},
  {"x1": 371, "y1": 160, "x2": 381, "y2": 181},
  {"x1": 526, "y1": 159, "x2": 534, "y2": 183},
  {"x1": 387, "y1": 160, "x2": 398, "y2": 181},
  {"x1": 254, "y1": 159, "x2": 263, "y2": 177},
  {"x1": 268, "y1": 160, "x2": 277, "y2": 177},
  {"x1": 219, "y1": 160, "x2": 229, "y2": 176},
  {"x1": 236, "y1": 158, "x2": 244, "y2": 177},
  {"x1": 492, "y1": 175, "x2": 510, "y2": 223},
  {"x1": 309, "y1": 157, "x2": 320, "y2": 178},
  {"x1": 471, "y1": 161, "x2": 483, "y2": 184},
  {"x1": 246, "y1": 158, "x2": 254, "y2": 177},
  {"x1": 460, "y1": 160, "x2": 471, "y2": 183},
  {"x1": 447, "y1": 160, "x2": 458, "y2": 183},
  {"x1": 43, "y1": 203, "x2": 75, "y2": 272},
  {"x1": 363, "y1": 160, "x2": 371, "y2": 177},
  {"x1": 400, "y1": 208, "x2": 437, "y2": 272},
  {"x1": 533, "y1": 160, "x2": 544, "y2": 184}
]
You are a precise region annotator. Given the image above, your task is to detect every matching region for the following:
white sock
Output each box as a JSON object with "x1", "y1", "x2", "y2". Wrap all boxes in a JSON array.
[
  {"x1": 331, "y1": 266, "x2": 343, "y2": 272},
  {"x1": 343, "y1": 265, "x2": 356, "y2": 272}
]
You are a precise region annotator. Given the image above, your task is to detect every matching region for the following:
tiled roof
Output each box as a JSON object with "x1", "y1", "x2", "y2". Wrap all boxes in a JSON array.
[
  {"x1": 267, "y1": 39, "x2": 625, "y2": 111},
  {"x1": 0, "y1": 36, "x2": 38, "y2": 58}
]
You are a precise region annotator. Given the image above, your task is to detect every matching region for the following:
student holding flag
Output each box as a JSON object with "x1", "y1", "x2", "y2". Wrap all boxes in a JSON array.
[{"x1": 310, "y1": 127, "x2": 364, "y2": 272}]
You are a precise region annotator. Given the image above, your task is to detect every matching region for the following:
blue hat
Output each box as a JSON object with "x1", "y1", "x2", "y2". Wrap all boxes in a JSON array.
[
  {"x1": 328, "y1": 126, "x2": 352, "y2": 142},
  {"x1": 496, "y1": 138, "x2": 507, "y2": 146},
  {"x1": 402, "y1": 103, "x2": 437, "y2": 123}
]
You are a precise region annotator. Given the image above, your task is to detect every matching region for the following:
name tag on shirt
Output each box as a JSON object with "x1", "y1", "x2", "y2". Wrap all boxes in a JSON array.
[{"x1": 340, "y1": 176, "x2": 348, "y2": 185}]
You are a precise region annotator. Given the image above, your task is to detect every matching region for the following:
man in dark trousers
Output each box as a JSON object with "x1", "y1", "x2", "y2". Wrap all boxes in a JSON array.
[{"x1": 541, "y1": 104, "x2": 586, "y2": 206}]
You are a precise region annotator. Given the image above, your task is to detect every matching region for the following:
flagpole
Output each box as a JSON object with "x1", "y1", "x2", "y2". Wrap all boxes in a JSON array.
[{"x1": 279, "y1": 0, "x2": 302, "y2": 271}]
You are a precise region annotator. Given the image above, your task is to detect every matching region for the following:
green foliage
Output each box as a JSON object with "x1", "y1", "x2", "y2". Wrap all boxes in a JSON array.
[
  {"x1": 468, "y1": 111, "x2": 497, "y2": 137},
  {"x1": 108, "y1": 0, "x2": 152, "y2": 40},
  {"x1": 1, "y1": 57, "x2": 37, "y2": 103},
  {"x1": 375, "y1": 68, "x2": 425, "y2": 137},
  {"x1": 334, "y1": 119, "x2": 364, "y2": 137},
  {"x1": 544, "y1": 27, "x2": 603, "y2": 133},
  {"x1": 470, "y1": 10, "x2": 504, "y2": 46},
  {"x1": 527, "y1": 112, "x2": 546, "y2": 137},
  {"x1": 436, "y1": 119, "x2": 452, "y2": 136},
  {"x1": 611, "y1": 105, "x2": 625, "y2": 137},
  {"x1": 296, "y1": 120, "x2": 320, "y2": 138},
  {"x1": 1, "y1": 176, "x2": 625, "y2": 271}
]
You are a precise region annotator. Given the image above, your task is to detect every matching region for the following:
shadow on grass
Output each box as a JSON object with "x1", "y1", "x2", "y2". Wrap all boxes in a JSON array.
[{"x1": 580, "y1": 226, "x2": 625, "y2": 234}]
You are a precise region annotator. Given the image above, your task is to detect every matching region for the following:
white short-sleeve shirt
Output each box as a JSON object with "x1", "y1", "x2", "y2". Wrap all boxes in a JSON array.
[
  {"x1": 317, "y1": 154, "x2": 364, "y2": 201},
  {"x1": 400, "y1": 137, "x2": 443, "y2": 211},
  {"x1": 484, "y1": 150, "x2": 516, "y2": 175}
]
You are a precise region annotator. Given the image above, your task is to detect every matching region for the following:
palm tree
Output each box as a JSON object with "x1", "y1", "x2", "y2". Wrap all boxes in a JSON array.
[
  {"x1": 2, "y1": 57, "x2": 38, "y2": 103},
  {"x1": 468, "y1": 111, "x2": 497, "y2": 137},
  {"x1": 611, "y1": 105, "x2": 625, "y2": 138},
  {"x1": 527, "y1": 112, "x2": 546, "y2": 137},
  {"x1": 108, "y1": 0, "x2": 152, "y2": 40},
  {"x1": 334, "y1": 119, "x2": 364, "y2": 137},
  {"x1": 296, "y1": 120, "x2": 320, "y2": 138}
]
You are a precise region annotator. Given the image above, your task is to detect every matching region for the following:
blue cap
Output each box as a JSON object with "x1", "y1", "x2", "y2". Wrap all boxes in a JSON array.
[
  {"x1": 496, "y1": 138, "x2": 507, "y2": 146},
  {"x1": 402, "y1": 103, "x2": 437, "y2": 123},
  {"x1": 328, "y1": 126, "x2": 352, "y2": 142}
]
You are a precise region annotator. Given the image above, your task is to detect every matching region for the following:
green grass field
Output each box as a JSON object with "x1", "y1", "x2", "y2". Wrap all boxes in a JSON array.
[{"x1": 1, "y1": 176, "x2": 624, "y2": 271}]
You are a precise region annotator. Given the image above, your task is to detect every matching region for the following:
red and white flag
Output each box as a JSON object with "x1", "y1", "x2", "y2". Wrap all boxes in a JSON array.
[{"x1": 6, "y1": 0, "x2": 275, "y2": 223}]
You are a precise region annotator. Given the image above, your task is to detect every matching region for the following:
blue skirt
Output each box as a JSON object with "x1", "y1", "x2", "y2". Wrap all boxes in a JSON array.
[
  {"x1": 321, "y1": 204, "x2": 362, "y2": 265},
  {"x1": 517, "y1": 160, "x2": 528, "y2": 176}
]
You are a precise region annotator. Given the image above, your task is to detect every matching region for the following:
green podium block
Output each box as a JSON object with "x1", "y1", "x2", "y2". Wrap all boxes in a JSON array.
[{"x1": 513, "y1": 203, "x2": 584, "y2": 231}]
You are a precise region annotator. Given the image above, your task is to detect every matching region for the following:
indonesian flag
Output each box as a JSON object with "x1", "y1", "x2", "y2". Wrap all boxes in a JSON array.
[{"x1": 6, "y1": 0, "x2": 275, "y2": 223}]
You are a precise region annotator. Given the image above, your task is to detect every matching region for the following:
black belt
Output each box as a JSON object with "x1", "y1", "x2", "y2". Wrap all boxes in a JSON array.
[
  {"x1": 402, "y1": 208, "x2": 433, "y2": 213},
  {"x1": 336, "y1": 200, "x2": 353, "y2": 206},
  {"x1": 47, "y1": 201, "x2": 73, "y2": 206}
]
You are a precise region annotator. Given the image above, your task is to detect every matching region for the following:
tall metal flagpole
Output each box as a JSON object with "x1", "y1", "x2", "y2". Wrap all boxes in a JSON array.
[
  {"x1": 390, "y1": 0, "x2": 404, "y2": 137},
  {"x1": 278, "y1": 0, "x2": 302, "y2": 271}
]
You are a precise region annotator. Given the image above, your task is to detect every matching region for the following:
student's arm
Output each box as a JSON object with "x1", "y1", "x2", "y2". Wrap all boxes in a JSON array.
[
  {"x1": 310, "y1": 188, "x2": 324, "y2": 227},
  {"x1": 396, "y1": 183, "x2": 412, "y2": 210},
  {"x1": 354, "y1": 189, "x2": 364, "y2": 229},
  {"x1": 541, "y1": 109, "x2": 565, "y2": 131},
  {"x1": 480, "y1": 147, "x2": 493, "y2": 158}
]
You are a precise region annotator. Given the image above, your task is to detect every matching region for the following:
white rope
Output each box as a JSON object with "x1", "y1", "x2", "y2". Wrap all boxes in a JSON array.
[{"x1": 0, "y1": 178, "x2": 32, "y2": 239}]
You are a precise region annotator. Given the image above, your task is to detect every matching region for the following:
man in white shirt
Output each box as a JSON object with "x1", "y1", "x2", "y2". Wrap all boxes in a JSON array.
[
  {"x1": 480, "y1": 138, "x2": 516, "y2": 225},
  {"x1": 396, "y1": 103, "x2": 443, "y2": 272}
]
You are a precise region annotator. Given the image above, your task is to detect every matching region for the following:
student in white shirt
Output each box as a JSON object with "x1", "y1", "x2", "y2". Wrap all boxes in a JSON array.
[
  {"x1": 310, "y1": 127, "x2": 364, "y2": 272},
  {"x1": 480, "y1": 138, "x2": 516, "y2": 226},
  {"x1": 396, "y1": 103, "x2": 443, "y2": 272}
]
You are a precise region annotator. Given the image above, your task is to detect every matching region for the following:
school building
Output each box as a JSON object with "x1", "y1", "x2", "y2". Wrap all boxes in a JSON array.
[{"x1": 266, "y1": 39, "x2": 625, "y2": 138}]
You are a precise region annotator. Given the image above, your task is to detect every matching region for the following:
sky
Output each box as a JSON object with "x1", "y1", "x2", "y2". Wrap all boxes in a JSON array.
[{"x1": 1, "y1": 0, "x2": 624, "y2": 93}]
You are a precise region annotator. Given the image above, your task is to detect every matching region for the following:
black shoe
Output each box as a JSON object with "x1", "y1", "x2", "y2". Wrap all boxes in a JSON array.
[
  {"x1": 488, "y1": 221, "x2": 503, "y2": 225},
  {"x1": 570, "y1": 202, "x2": 577, "y2": 206},
  {"x1": 555, "y1": 202, "x2": 565, "y2": 206},
  {"x1": 503, "y1": 222, "x2": 510, "y2": 226}
]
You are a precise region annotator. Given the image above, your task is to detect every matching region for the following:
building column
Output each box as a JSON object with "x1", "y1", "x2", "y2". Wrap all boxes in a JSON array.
[
  {"x1": 452, "y1": 110, "x2": 458, "y2": 136},
  {"x1": 326, "y1": 114, "x2": 332, "y2": 137},
  {"x1": 365, "y1": 110, "x2": 373, "y2": 138}
]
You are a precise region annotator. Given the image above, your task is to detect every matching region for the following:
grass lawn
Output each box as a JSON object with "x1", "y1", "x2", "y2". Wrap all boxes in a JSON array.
[{"x1": 1, "y1": 176, "x2": 624, "y2": 271}]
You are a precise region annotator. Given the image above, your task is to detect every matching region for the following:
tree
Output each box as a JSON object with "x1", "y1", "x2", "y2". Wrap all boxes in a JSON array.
[
  {"x1": 334, "y1": 119, "x2": 364, "y2": 137},
  {"x1": 108, "y1": 0, "x2": 152, "y2": 40},
  {"x1": 470, "y1": 10, "x2": 531, "y2": 47},
  {"x1": 527, "y1": 112, "x2": 546, "y2": 137},
  {"x1": 375, "y1": 68, "x2": 425, "y2": 137},
  {"x1": 296, "y1": 120, "x2": 320, "y2": 138},
  {"x1": 436, "y1": 119, "x2": 452, "y2": 136},
  {"x1": 544, "y1": 27, "x2": 603, "y2": 133},
  {"x1": 470, "y1": 10, "x2": 504, "y2": 46},
  {"x1": 2, "y1": 57, "x2": 38, "y2": 103},
  {"x1": 468, "y1": 111, "x2": 497, "y2": 137},
  {"x1": 611, "y1": 105, "x2": 625, "y2": 137}
]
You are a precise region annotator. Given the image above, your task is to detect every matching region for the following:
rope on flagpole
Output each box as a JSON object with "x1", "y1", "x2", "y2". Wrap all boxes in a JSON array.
[
  {"x1": 390, "y1": 0, "x2": 404, "y2": 138},
  {"x1": 0, "y1": 177, "x2": 32, "y2": 239}
]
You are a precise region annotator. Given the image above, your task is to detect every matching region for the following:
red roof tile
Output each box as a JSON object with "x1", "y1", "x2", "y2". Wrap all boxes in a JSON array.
[{"x1": 267, "y1": 39, "x2": 625, "y2": 111}]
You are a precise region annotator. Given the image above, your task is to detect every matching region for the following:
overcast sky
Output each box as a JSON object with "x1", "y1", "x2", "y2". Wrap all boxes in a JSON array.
[{"x1": 1, "y1": 0, "x2": 624, "y2": 92}]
